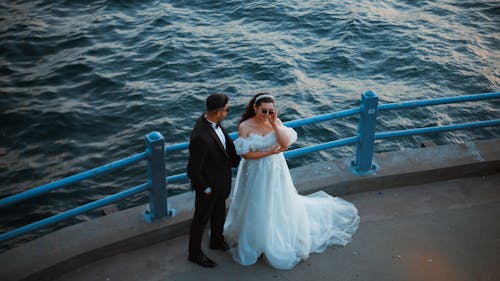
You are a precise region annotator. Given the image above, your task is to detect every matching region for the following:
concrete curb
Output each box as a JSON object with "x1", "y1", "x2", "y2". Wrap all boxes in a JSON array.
[
  {"x1": 292, "y1": 138, "x2": 499, "y2": 196},
  {"x1": 1, "y1": 139, "x2": 499, "y2": 281}
]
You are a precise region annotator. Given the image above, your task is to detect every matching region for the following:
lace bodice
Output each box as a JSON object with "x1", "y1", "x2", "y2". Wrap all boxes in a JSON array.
[{"x1": 234, "y1": 127, "x2": 297, "y2": 155}]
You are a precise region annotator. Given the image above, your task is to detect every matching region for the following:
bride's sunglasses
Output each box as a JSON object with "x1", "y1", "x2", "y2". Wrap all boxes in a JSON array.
[{"x1": 261, "y1": 108, "x2": 275, "y2": 115}]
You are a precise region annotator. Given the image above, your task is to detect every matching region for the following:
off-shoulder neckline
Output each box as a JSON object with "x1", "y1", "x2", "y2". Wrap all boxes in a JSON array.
[{"x1": 236, "y1": 131, "x2": 275, "y2": 140}]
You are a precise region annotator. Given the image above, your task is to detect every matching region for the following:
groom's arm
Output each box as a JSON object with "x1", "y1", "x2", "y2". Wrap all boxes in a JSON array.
[
  {"x1": 187, "y1": 137, "x2": 208, "y2": 193},
  {"x1": 225, "y1": 134, "x2": 241, "y2": 167}
]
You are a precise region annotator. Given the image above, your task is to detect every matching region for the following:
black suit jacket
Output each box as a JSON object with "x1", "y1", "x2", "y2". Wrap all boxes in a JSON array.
[{"x1": 187, "y1": 114, "x2": 240, "y2": 198}]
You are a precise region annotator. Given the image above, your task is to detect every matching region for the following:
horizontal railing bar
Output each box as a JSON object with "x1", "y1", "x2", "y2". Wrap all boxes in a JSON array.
[
  {"x1": 166, "y1": 172, "x2": 188, "y2": 183},
  {"x1": 0, "y1": 182, "x2": 150, "y2": 243},
  {"x1": 165, "y1": 134, "x2": 238, "y2": 153},
  {"x1": 163, "y1": 92, "x2": 499, "y2": 153},
  {"x1": 165, "y1": 142, "x2": 189, "y2": 152},
  {"x1": 0, "y1": 152, "x2": 149, "y2": 208},
  {"x1": 163, "y1": 108, "x2": 362, "y2": 153},
  {"x1": 378, "y1": 92, "x2": 500, "y2": 111},
  {"x1": 283, "y1": 108, "x2": 362, "y2": 128},
  {"x1": 375, "y1": 119, "x2": 500, "y2": 140},
  {"x1": 284, "y1": 136, "x2": 359, "y2": 158}
]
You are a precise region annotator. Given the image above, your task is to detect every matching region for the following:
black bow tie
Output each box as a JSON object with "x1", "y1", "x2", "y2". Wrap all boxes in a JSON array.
[{"x1": 212, "y1": 122, "x2": 220, "y2": 129}]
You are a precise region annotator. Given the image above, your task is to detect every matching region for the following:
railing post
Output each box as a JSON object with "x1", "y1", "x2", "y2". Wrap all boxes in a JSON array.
[
  {"x1": 352, "y1": 90, "x2": 379, "y2": 175},
  {"x1": 144, "y1": 132, "x2": 172, "y2": 222}
]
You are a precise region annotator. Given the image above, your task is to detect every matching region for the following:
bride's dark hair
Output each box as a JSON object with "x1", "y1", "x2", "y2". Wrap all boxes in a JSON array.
[{"x1": 239, "y1": 93, "x2": 274, "y2": 124}]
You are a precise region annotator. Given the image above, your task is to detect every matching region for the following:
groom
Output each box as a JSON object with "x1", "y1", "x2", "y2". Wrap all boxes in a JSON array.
[{"x1": 187, "y1": 93, "x2": 240, "y2": 268}]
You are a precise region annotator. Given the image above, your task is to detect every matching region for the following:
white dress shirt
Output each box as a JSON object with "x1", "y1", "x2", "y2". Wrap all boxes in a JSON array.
[{"x1": 206, "y1": 119, "x2": 226, "y2": 149}]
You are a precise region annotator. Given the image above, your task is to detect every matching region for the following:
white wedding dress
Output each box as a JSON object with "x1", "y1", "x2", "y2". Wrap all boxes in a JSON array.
[{"x1": 223, "y1": 127, "x2": 359, "y2": 270}]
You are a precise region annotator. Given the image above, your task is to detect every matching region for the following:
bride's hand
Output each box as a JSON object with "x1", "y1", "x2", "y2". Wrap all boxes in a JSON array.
[
  {"x1": 269, "y1": 145, "x2": 287, "y2": 154},
  {"x1": 268, "y1": 108, "x2": 278, "y2": 125}
]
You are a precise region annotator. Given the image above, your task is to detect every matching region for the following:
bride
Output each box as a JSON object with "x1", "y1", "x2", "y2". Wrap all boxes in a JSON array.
[{"x1": 223, "y1": 93, "x2": 360, "y2": 270}]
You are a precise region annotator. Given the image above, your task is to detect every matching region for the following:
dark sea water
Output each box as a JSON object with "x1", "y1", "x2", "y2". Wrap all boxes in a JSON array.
[{"x1": 0, "y1": 0, "x2": 499, "y2": 248}]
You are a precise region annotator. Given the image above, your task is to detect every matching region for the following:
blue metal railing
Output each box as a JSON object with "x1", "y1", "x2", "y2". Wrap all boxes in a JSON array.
[
  {"x1": 0, "y1": 152, "x2": 148, "y2": 207},
  {"x1": 1, "y1": 91, "x2": 499, "y2": 243}
]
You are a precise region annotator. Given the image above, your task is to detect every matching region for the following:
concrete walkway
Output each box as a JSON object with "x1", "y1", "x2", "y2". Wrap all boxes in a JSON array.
[{"x1": 53, "y1": 174, "x2": 500, "y2": 281}]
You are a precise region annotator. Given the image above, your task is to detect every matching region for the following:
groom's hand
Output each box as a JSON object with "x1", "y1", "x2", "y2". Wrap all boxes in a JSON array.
[{"x1": 204, "y1": 187, "x2": 213, "y2": 196}]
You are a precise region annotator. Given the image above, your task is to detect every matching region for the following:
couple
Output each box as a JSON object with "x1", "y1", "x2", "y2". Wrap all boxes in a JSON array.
[{"x1": 187, "y1": 93, "x2": 359, "y2": 270}]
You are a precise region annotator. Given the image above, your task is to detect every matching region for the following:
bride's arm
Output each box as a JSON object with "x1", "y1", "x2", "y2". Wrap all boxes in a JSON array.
[
  {"x1": 238, "y1": 123, "x2": 284, "y2": 160},
  {"x1": 270, "y1": 111, "x2": 291, "y2": 149},
  {"x1": 243, "y1": 148, "x2": 282, "y2": 160}
]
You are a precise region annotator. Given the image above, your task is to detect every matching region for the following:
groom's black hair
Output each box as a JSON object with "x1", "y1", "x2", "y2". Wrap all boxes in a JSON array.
[{"x1": 206, "y1": 93, "x2": 229, "y2": 112}]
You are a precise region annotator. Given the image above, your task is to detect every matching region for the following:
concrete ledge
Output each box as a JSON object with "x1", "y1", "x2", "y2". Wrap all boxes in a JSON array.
[
  {"x1": 292, "y1": 139, "x2": 500, "y2": 196},
  {"x1": 1, "y1": 139, "x2": 499, "y2": 281}
]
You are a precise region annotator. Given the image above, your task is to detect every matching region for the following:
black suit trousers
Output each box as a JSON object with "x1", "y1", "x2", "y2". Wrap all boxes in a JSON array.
[{"x1": 188, "y1": 191, "x2": 226, "y2": 256}]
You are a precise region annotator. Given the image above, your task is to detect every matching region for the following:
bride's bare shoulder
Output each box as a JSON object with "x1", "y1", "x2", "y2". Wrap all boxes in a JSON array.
[{"x1": 238, "y1": 120, "x2": 254, "y2": 138}]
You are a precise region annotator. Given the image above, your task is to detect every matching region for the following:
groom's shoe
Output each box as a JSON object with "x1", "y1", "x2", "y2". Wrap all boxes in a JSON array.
[
  {"x1": 188, "y1": 252, "x2": 217, "y2": 268},
  {"x1": 209, "y1": 240, "x2": 230, "y2": 251}
]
